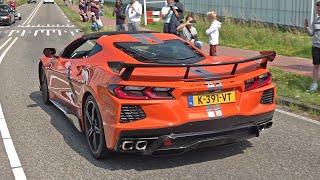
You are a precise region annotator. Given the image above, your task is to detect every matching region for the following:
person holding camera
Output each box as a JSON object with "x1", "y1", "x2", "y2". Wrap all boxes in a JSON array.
[
  {"x1": 161, "y1": 0, "x2": 178, "y2": 33},
  {"x1": 177, "y1": 14, "x2": 202, "y2": 49},
  {"x1": 305, "y1": 1, "x2": 320, "y2": 92},
  {"x1": 125, "y1": 0, "x2": 142, "y2": 32}
]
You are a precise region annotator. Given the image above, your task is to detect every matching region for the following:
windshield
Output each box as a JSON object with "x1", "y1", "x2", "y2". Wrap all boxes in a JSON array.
[
  {"x1": 115, "y1": 39, "x2": 204, "y2": 64},
  {"x1": 0, "y1": 6, "x2": 10, "y2": 13}
]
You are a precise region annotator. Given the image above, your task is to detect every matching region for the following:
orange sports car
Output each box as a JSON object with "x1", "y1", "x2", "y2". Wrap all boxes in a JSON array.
[{"x1": 38, "y1": 31, "x2": 276, "y2": 159}]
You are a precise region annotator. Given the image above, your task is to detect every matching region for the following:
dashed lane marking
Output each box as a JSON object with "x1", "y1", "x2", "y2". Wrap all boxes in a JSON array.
[
  {"x1": 20, "y1": 30, "x2": 26, "y2": 37},
  {"x1": 33, "y1": 30, "x2": 38, "y2": 36}
]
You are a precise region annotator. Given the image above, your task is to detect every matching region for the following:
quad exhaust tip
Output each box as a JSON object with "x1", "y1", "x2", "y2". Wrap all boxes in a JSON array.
[
  {"x1": 136, "y1": 141, "x2": 148, "y2": 151},
  {"x1": 258, "y1": 122, "x2": 273, "y2": 131},
  {"x1": 121, "y1": 140, "x2": 148, "y2": 151},
  {"x1": 121, "y1": 141, "x2": 134, "y2": 151}
]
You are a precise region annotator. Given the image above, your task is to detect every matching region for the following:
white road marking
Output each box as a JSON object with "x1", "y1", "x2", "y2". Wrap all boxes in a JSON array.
[
  {"x1": 276, "y1": 109, "x2": 320, "y2": 126},
  {"x1": 25, "y1": 0, "x2": 43, "y2": 25},
  {"x1": 8, "y1": 30, "x2": 14, "y2": 37},
  {"x1": 58, "y1": 29, "x2": 61, "y2": 36},
  {"x1": 33, "y1": 30, "x2": 38, "y2": 36},
  {"x1": 0, "y1": 37, "x2": 18, "y2": 64},
  {"x1": 0, "y1": 37, "x2": 12, "y2": 50},
  {"x1": 46, "y1": 30, "x2": 50, "y2": 36},
  {"x1": 22, "y1": 1, "x2": 42, "y2": 25},
  {"x1": 70, "y1": 31, "x2": 74, "y2": 36},
  {"x1": 0, "y1": 42, "x2": 26, "y2": 180},
  {"x1": 21, "y1": 30, "x2": 26, "y2": 37},
  {"x1": 52, "y1": 29, "x2": 55, "y2": 33}
]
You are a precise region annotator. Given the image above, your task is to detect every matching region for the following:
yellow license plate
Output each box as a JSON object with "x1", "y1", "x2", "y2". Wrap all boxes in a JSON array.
[{"x1": 188, "y1": 91, "x2": 236, "y2": 107}]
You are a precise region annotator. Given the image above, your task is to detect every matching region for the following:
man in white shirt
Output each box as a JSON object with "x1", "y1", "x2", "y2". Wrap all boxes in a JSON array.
[
  {"x1": 161, "y1": 0, "x2": 174, "y2": 33},
  {"x1": 125, "y1": 0, "x2": 142, "y2": 32}
]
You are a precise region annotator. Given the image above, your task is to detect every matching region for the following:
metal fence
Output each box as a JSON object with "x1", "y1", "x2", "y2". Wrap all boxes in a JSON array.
[{"x1": 105, "y1": 0, "x2": 315, "y2": 27}]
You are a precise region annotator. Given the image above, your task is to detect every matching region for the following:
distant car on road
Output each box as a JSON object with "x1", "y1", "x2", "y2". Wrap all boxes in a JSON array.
[
  {"x1": 43, "y1": 0, "x2": 54, "y2": 4},
  {"x1": 38, "y1": 31, "x2": 276, "y2": 159},
  {"x1": 0, "y1": 4, "x2": 15, "y2": 25},
  {"x1": 27, "y1": 0, "x2": 37, "y2": 3}
]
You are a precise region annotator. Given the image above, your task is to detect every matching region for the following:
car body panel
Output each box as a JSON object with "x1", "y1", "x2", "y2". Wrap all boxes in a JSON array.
[{"x1": 39, "y1": 32, "x2": 276, "y2": 155}]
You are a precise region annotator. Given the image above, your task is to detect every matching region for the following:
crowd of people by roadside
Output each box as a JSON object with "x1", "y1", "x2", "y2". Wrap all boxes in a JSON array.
[
  {"x1": 74, "y1": 0, "x2": 319, "y2": 92},
  {"x1": 110, "y1": 0, "x2": 222, "y2": 56},
  {"x1": 76, "y1": 0, "x2": 221, "y2": 56}
]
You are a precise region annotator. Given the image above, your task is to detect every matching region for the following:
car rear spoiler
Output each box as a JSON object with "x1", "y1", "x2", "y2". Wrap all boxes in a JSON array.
[{"x1": 108, "y1": 51, "x2": 276, "y2": 81}]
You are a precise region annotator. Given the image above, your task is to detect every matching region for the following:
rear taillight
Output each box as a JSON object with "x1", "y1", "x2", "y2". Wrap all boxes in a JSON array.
[
  {"x1": 108, "y1": 85, "x2": 174, "y2": 100},
  {"x1": 245, "y1": 73, "x2": 272, "y2": 91}
]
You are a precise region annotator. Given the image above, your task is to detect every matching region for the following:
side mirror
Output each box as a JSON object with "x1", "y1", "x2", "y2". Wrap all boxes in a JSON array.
[{"x1": 43, "y1": 48, "x2": 56, "y2": 58}]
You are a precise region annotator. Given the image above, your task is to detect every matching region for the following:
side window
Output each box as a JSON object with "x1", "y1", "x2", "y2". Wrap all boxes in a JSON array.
[
  {"x1": 70, "y1": 40, "x2": 96, "y2": 59},
  {"x1": 87, "y1": 43, "x2": 102, "y2": 57}
]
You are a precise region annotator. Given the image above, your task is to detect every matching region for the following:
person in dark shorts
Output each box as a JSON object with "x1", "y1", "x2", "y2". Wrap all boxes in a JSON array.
[
  {"x1": 113, "y1": 0, "x2": 126, "y2": 31},
  {"x1": 306, "y1": 1, "x2": 320, "y2": 92}
]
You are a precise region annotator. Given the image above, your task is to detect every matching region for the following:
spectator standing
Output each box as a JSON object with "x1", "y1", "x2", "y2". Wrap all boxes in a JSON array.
[
  {"x1": 166, "y1": 0, "x2": 183, "y2": 34},
  {"x1": 177, "y1": 14, "x2": 203, "y2": 49},
  {"x1": 91, "y1": 0, "x2": 100, "y2": 19},
  {"x1": 305, "y1": 1, "x2": 320, "y2": 92},
  {"x1": 173, "y1": 0, "x2": 184, "y2": 23},
  {"x1": 125, "y1": 0, "x2": 142, "y2": 32},
  {"x1": 206, "y1": 11, "x2": 221, "y2": 56},
  {"x1": 161, "y1": 0, "x2": 175, "y2": 33},
  {"x1": 113, "y1": 0, "x2": 126, "y2": 31},
  {"x1": 79, "y1": 0, "x2": 89, "y2": 22}
]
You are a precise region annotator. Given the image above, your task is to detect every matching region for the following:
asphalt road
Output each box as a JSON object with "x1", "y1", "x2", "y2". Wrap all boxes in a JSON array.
[{"x1": 0, "y1": 2, "x2": 319, "y2": 180}]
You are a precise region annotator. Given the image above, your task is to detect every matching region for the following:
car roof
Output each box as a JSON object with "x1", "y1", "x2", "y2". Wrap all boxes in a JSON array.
[{"x1": 82, "y1": 31, "x2": 158, "y2": 41}]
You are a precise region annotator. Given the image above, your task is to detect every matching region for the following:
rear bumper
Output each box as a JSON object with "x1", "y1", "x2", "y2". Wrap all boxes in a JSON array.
[{"x1": 115, "y1": 111, "x2": 274, "y2": 155}]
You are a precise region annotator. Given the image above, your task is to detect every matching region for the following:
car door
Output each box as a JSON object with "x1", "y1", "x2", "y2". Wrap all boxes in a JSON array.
[{"x1": 47, "y1": 38, "x2": 96, "y2": 112}]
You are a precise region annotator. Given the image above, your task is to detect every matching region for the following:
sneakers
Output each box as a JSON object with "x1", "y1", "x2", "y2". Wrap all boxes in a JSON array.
[{"x1": 310, "y1": 82, "x2": 318, "y2": 92}]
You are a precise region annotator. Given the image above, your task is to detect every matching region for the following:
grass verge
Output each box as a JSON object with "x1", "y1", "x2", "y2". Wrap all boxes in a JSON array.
[{"x1": 58, "y1": 2, "x2": 320, "y2": 119}]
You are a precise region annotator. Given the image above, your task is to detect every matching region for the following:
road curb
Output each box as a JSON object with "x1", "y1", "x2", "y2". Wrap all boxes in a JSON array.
[{"x1": 277, "y1": 96, "x2": 320, "y2": 114}]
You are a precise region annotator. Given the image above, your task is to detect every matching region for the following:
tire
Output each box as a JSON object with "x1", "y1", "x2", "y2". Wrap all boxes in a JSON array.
[
  {"x1": 40, "y1": 66, "x2": 51, "y2": 105},
  {"x1": 84, "y1": 95, "x2": 112, "y2": 159}
]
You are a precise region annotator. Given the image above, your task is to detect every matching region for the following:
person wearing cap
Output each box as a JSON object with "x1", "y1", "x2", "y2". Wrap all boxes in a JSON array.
[
  {"x1": 305, "y1": 1, "x2": 320, "y2": 92},
  {"x1": 125, "y1": 0, "x2": 142, "y2": 32}
]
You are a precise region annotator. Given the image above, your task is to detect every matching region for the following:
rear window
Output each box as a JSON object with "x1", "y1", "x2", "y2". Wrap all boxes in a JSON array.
[{"x1": 115, "y1": 39, "x2": 204, "y2": 64}]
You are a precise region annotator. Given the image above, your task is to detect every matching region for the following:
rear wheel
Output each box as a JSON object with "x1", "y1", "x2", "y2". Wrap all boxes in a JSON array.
[
  {"x1": 40, "y1": 66, "x2": 51, "y2": 105},
  {"x1": 84, "y1": 95, "x2": 112, "y2": 159}
]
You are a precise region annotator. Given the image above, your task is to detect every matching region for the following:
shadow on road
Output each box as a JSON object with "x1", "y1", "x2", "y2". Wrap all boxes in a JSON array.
[{"x1": 28, "y1": 91, "x2": 253, "y2": 171}]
